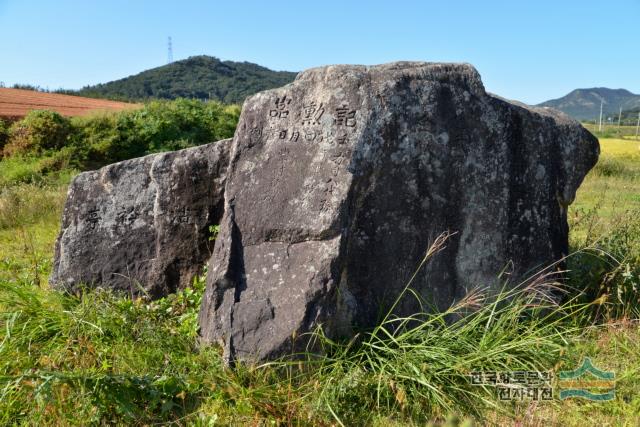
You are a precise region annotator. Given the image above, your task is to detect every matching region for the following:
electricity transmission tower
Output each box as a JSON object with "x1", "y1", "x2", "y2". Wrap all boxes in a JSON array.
[{"x1": 167, "y1": 36, "x2": 173, "y2": 64}]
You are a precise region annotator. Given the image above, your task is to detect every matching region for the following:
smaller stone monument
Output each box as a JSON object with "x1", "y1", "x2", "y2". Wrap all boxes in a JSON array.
[{"x1": 50, "y1": 139, "x2": 231, "y2": 298}]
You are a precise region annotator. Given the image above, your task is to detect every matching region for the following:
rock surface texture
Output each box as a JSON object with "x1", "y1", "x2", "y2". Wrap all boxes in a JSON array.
[
  {"x1": 51, "y1": 139, "x2": 231, "y2": 298},
  {"x1": 196, "y1": 61, "x2": 598, "y2": 362}
]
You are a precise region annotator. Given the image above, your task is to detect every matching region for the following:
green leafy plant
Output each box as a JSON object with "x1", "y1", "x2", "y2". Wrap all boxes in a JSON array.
[
  {"x1": 4, "y1": 110, "x2": 71, "y2": 156},
  {"x1": 0, "y1": 118, "x2": 8, "y2": 153},
  {"x1": 569, "y1": 208, "x2": 640, "y2": 318},
  {"x1": 208, "y1": 224, "x2": 220, "y2": 241}
]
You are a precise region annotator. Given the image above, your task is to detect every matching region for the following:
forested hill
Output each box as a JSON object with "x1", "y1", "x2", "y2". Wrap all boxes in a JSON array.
[{"x1": 77, "y1": 55, "x2": 297, "y2": 104}]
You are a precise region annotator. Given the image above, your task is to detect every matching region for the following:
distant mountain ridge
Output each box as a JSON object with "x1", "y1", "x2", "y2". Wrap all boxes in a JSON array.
[
  {"x1": 538, "y1": 87, "x2": 640, "y2": 121},
  {"x1": 77, "y1": 55, "x2": 298, "y2": 104}
]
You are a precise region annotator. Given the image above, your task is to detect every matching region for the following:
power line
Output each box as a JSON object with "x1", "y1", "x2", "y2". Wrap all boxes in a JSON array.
[{"x1": 167, "y1": 36, "x2": 173, "y2": 64}]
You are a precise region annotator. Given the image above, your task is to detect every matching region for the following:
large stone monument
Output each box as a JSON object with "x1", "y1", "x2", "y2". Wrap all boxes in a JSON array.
[
  {"x1": 50, "y1": 139, "x2": 231, "y2": 298},
  {"x1": 197, "y1": 62, "x2": 599, "y2": 362}
]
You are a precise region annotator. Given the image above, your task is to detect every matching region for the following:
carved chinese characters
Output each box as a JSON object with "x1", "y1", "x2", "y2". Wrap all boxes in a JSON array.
[
  {"x1": 261, "y1": 94, "x2": 358, "y2": 148},
  {"x1": 269, "y1": 95, "x2": 291, "y2": 119},
  {"x1": 335, "y1": 104, "x2": 356, "y2": 127},
  {"x1": 302, "y1": 102, "x2": 324, "y2": 125}
]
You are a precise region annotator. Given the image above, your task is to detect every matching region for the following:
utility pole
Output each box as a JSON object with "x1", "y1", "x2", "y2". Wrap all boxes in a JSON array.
[
  {"x1": 618, "y1": 106, "x2": 622, "y2": 128},
  {"x1": 598, "y1": 99, "x2": 603, "y2": 132}
]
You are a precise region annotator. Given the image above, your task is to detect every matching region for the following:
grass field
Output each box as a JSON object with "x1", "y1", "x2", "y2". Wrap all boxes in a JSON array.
[
  {"x1": 572, "y1": 137, "x2": 640, "y2": 221},
  {"x1": 581, "y1": 124, "x2": 639, "y2": 140},
  {"x1": 0, "y1": 136, "x2": 638, "y2": 425}
]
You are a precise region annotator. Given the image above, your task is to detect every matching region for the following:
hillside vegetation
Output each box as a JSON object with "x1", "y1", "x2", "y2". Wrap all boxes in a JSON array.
[
  {"x1": 77, "y1": 56, "x2": 297, "y2": 104},
  {"x1": 0, "y1": 107, "x2": 639, "y2": 424},
  {"x1": 0, "y1": 99, "x2": 239, "y2": 187}
]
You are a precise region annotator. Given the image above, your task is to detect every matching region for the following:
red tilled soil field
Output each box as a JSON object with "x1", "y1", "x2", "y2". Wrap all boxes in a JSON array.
[{"x1": 0, "y1": 88, "x2": 140, "y2": 121}]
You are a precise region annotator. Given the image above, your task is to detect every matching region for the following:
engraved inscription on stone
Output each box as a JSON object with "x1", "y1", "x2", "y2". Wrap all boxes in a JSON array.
[
  {"x1": 249, "y1": 126, "x2": 263, "y2": 143},
  {"x1": 335, "y1": 105, "x2": 357, "y2": 127},
  {"x1": 263, "y1": 126, "x2": 275, "y2": 140},
  {"x1": 168, "y1": 206, "x2": 209, "y2": 225},
  {"x1": 301, "y1": 101, "x2": 324, "y2": 126},
  {"x1": 325, "y1": 130, "x2": 349, "y2": 145},
  {"x1": 305, "y1": 130, "x2": 323, "y2": 142},
  {"x1": 115, "y1": 206, "x2": 140, "y2": 227},
  {"x1": 172, "y1": 206, "x2": 191, "y2": 224},
  {"x1": 269, "y1": 96, "x2": 292, "y2": 119},
  {"x1": 85, "y1": 207, "x2": 100, "y2": 230}
]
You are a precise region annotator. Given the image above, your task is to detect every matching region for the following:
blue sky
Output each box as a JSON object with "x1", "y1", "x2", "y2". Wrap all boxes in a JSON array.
[{"x1": 0, "y1": 0, "x2": 638, "y2": 104}]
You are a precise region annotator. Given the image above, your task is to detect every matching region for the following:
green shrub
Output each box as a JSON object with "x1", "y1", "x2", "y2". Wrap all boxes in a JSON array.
[
  {"x1": 1, "y1": 99, "x2": 239, "y2": 176},
  {"x1": 0, "y1": 154, "x2": 77, "y2": 188},
  {"x1": 69, "y1": 111, "x2": 132, "y2": 167},
  {"x1": 591, "y1": 155, "x2": 637, "y2": 178},
  {"x1": 0, "y1": 118, "x2": 8, "y2": 152},
  {"x1": 0, "y1": 156, "x2": 45, "y2": 186},
  {"x1": 136, "y1": 99, "x2": 239, "y2": 153},
  {"x1": 71, "y1": 99, "x2": 239, "y2": 167},
  {"x1": 4, "y1": 110, "x2": 71, "y2": 156}
]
